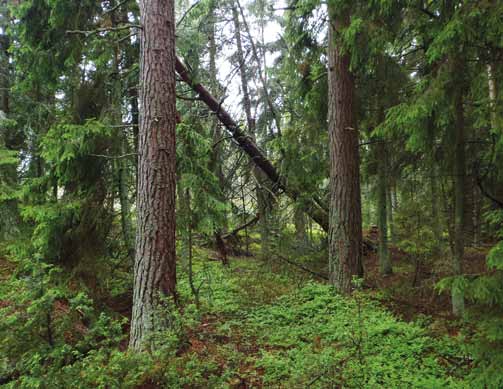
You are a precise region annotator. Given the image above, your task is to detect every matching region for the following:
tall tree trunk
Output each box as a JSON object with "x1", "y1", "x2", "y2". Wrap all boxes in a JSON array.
[
  {"x1": 451, "y1": 66, "x2": 466, "y2": 317},
  {"x1": 130, "y1": 0, "x2": 177, "y2": 351},
  {"x1": 232, "y1": 3, "x2": 273, "y2": 259},
  {"x1": 0, "y1": 34, "x2": 8, "y2": 114},
  {"x1": 427, "y1": 116, "x2": 442, "y2": 247},
  {"x1": 377, "y1": 140, "x2": 392, "y2": 275},
  {"x1": 327, "y1": 6, "x2": 363, "y2": 293},
  {"x1": 111, "y1": 2, "x2": 135, "y2": 263},
  {"x1": 208, "y1": 2, "x2": 228, "y2": 264},
  {"x1": 235, "y1": 0, "x2": 281, "y2": 136}
]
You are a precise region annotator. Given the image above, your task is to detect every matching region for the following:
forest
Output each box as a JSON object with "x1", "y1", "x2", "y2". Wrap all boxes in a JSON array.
[{"x1": 0, "y1": 0, "x2": 502, "y2": 387}]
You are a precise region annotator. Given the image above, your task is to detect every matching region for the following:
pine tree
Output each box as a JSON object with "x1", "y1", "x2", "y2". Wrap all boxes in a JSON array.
[
  {"x1": 129, "y1": 0, "x2": 177, "y2": 351},
  {"x1": 327, "y1": 1, "x2": 363, "y2": 293}
]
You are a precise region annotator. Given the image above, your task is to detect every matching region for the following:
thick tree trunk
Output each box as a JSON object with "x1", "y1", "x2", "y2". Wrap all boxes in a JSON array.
[
  {"x1": 129, "y1": 0, "x2": 177, "y2": 351},
  {"x1": 377, "y1": 141, "x2": 392, "y2": 275},
  {"x1": 327, "y1": 6, "x2": 363, "y2": 293}
]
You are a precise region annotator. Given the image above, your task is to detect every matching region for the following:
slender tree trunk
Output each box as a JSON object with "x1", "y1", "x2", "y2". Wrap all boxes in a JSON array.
[
  {"x1": 430, "y1": 170, "x2": 441, "y2": 242},
  {"x1": 208, "y1": 3, "x2": 224, "y2": 191},
  {"x1": 0, "y1": 34, "x2": 8, "y2": 114},
  {"x1": 240, "y1": 180, "x2": 250, "y2": 255},
  {"x1": 427, "y1": 116, "x2": 442, "y2": 247},
  {"x1": 0, "y1": 27, "x2": 18, "y2": 239},
  {"x1": 327, "y1": 6, "x2": 363, "y2": 293},
  {"x1": 386, "y1": 182, "x2": 395, "y2": 244},
  {"x1": 232, "y1": 3, "x2": 272, "y2": 259},
  {"x1": 235, "y1": 0, "x2": 281, "y2": 136},
  {"x1": 487, "y1": 63, "x2": 497, "y2": 130},
  {"x1": 129, "y1": 0, "x2": 177, "y2": 351},
  {"x1": 377, "y1": 140, "x2": 392, "y2": 275},
  {"x1": 185, "y1": 189, "x2": 199, "y2": 307},
  {"x1": 208, "y1": 2, "x2": 229, "y2": 264},
  {"x1": 111, "y1": 2, "x2": 135, "y2": 263},
  {"x1": 473, "y1": 185, "x2": 481, "y2": 246},
  {"x1": 118, "y1": 135, "x2": 135, "y2": 261},
  {"x1": 451, "y1": 67, "x2": 466, "y2": 317},
  {"x1": 294, "y1": 207, "x2": 307, "y2": 247}
]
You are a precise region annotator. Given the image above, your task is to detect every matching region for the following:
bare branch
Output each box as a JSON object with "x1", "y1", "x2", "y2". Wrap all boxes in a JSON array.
[{"x1": 66, "y1": 24, "x2": 141, "y2": 37}]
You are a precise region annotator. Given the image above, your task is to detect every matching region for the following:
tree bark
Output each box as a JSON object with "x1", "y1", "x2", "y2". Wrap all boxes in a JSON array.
[
  {"x1": 327, "y1": 6, "x2": 363, "y2": 293},
  {"x1": 129, "y1": 0, "x2": 177, "y2": 351}
]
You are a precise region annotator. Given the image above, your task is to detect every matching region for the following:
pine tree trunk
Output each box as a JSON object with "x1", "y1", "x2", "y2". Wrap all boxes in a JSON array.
[
  {"x1": 129, "y1": 0, "x2": 177, "y2": 351},
  {"x1": 327, "y1": 6, "x2": 363, "y2": 293}
]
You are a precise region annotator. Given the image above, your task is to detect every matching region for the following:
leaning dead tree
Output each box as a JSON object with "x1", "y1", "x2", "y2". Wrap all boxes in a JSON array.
[{"x1": 175, "y1": 56, "x2": 329, "y2": 232}]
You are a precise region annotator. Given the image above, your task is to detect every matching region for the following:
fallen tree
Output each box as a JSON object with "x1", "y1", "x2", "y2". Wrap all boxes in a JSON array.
[{"x1": 175, "y1": 56, "x2": 330, "y2": 232}]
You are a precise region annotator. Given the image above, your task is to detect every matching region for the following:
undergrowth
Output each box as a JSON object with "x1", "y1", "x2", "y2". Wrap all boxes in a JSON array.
[{"x1": 0, "y1": 249, "x2": 472, "y2": 388}]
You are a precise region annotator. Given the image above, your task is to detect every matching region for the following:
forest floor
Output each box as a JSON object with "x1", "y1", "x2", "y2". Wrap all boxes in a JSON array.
[
  {"x1": 127, "y1": 236, "x2": 482, "y2": 388},
  {"x1": 0, "y1": 236, "x2": 485, "y2": 387},
  {"x1": 365, "y1": 244, "x2": 489, "y2": 325}
]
